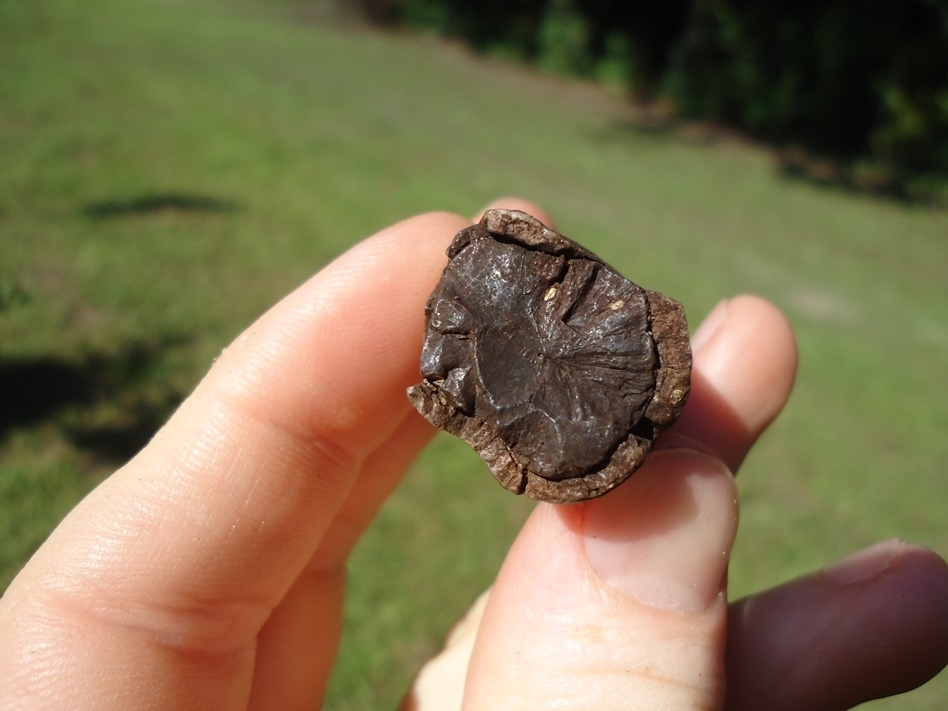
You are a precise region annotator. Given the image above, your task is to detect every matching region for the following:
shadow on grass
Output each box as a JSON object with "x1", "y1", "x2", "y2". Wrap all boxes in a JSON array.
[
  {"x1": 773, "y1": 150, "x2": 944, "y2": 206},
  {"x1": 82, "y1": 192, "x2": 240, "y2": 219},
  {"x1": 596, "y1": 116, "x2": 944, "y2": 207},
  {"x1": 595, "y1": 115, "x2": 682, "y2": 143},
  {"x1": 0, "y1": 338, "x2": 189, "y2": 463}
]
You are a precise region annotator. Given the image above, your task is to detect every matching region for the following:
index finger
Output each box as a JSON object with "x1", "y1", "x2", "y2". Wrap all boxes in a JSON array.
[{"x1": 0, "y1": 211, "x2": 469, "y2": 708}]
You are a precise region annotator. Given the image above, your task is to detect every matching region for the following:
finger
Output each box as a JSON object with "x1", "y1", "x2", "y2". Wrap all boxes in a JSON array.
[
  {"x1": 473, "y1": 196, "x2": 556, "y2": 228},
  {"x1": 463, "y1": 449, "x2": 737, "y2": 710},
  {"x1": 672, "y1": 295, "x2": 798, "y2": 472},
  {"x1": 247, "y1": 566, "x2": 345, "y2": 710},
  {"x1": 248, "y1": 198, "x2": 556, "y2": 706},
  {"x1": 726, "y1": 540, "x2": 948, "y2": 710},
  {"x1": 0, "y1": 211, "x2": 470, "y2": 709},
  {"x1": 247, "y1": 411, "x2": 438, "y2": 707},
  {"x1": 460, "y1": 298, "x2": 797, "y2": 709}
]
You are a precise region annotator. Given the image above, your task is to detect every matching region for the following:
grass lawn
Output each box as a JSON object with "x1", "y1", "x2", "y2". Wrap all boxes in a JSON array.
[{"x1": 2, "y1": 0, "x2": 947, "y2": 708}]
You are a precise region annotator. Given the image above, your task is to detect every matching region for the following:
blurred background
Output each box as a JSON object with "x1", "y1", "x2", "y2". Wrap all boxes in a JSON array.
[{"x1": 1, "y1": 0, "x2": 946, "y2": 708}]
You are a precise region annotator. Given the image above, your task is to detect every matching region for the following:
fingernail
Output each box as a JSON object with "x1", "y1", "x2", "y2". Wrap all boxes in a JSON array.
[
  {"x1": 690, "y1": 299, "x2": 729, "y2": 353},
  {"x1": 822, "y1": 538, "x2": 903, "y2": 585},
  {"x1": 582, "y1": 449, "x2": 738, "y2": 612}
]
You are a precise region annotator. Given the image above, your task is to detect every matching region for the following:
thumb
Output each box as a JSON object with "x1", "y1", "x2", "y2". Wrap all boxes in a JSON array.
[{"x1": 463, "y1": 446, "x2": 738, "y2": 710}]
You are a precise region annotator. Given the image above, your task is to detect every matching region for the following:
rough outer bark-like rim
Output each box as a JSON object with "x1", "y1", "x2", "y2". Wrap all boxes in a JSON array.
[{"x1": 407, "y1": 209, "x2": 691, "y2": 504}]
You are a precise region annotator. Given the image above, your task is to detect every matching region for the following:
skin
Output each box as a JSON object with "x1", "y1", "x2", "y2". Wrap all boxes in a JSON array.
[{"x1": 0, "y1": 198, "x2": 946, "y2": 710}]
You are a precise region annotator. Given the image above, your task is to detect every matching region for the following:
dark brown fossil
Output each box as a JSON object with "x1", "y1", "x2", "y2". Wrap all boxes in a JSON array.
[{"x1": 407, "y1": 209, "x2": 691, "y2": 504}]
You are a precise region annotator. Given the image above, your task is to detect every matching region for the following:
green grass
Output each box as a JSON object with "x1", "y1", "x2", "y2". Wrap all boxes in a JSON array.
[{"x1": 2, "y1": 0, "x2": 947, "y2": 708}]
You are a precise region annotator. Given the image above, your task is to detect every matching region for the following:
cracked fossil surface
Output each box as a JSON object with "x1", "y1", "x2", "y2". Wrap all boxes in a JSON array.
[{"x1": 408, "y1": 209, "x2": 691, "y2": 503}]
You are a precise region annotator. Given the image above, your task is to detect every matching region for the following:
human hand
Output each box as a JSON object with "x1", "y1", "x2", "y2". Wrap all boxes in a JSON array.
[{"x1": 1, "y1": 200, "x2": 946, "y2": 710}]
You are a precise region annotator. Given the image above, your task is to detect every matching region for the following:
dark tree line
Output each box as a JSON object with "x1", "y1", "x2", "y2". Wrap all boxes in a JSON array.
[{"x1": 359, "y1": 0, "x2": 948, "y2": 191}]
